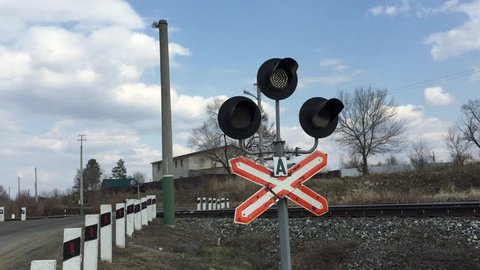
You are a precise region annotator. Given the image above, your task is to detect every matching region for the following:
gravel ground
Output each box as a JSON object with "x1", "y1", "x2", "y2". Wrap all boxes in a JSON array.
[{"x1": 101, "y1": 216, "x2": 480, "y2": 270}]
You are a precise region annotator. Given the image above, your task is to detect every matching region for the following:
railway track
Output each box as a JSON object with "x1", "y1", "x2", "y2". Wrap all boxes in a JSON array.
[{"x1": 172, "y1": 201, "x2": 480, "y2": 218}]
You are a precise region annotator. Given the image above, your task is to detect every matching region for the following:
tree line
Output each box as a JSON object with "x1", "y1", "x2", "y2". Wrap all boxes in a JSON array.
[
  {"x1": 73, "y1": 158, "x2": 146, "y2": 193},
  {"x1": 189, "y1": 87, "x2": 480, "y2": 175}
]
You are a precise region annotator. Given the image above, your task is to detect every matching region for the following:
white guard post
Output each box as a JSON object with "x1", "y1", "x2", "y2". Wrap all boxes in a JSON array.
[
  {"x1": 196, "y1": 197, "x2": 201, "y2": 211},
  {"x1": 21, "y1": 207, "x2": 26, "y2": 221},
  {"x1": 226, "y1": 198, "x2": 230, "y2": 209},
  {"x1": 134, "y1": 199, "x2": 142, "y2": 231},
  {"x1": 146, "y1": 196, "x2": 153, "y2": 222},
  {"x1": 125, "y1": 199, "x2": 135, "y2": 237},
  {"x1": 208, "y1": 198, "x2": 212, "y2": 210},
  {"x1": 62, "y1": 228, "x2": 82, "y2": 270},
  {"x1": 221, "y1": 198, "x2": 225, "y2": 209},
  {"x1": 30, "y1": 260, "x2": 56, "y2": 270},
  {"x1": 202, "y1": 197, "x2": 207, "y2": 210},
  {"x1": 212, "y1": 198, "x2": 217, "y2": 210},
  {"x1": 84, "y1": 214, "x2": 99, "y2": 270},
  {"x1": 0, "y1": 206, "x2": 4, "y2": 222},
  {"x1": 115, "y1": 203, "x2": 126, "y2": 248},
  {"x1": 141, "y1": 197, "x2": 148, "y2": 226},
  {"x1": 100, "y1": 204, "x2": 112, "y2": 263},
  {"x1": 152, "y1": 195, "x2": 157, "y2": 219}
]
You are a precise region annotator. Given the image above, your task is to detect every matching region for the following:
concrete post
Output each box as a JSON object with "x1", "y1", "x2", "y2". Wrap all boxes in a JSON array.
[
  {"x1": 208, "y1": 198, "x2": 212, "y2": 210},
  {"x1": 100, "y1": 204, "x2": 112, "y2": 263},
  {"x1": 141, "y1": 197, "x2": 148, "y2": 226},
  {"x1": 146, "y1": 196, "x2": 153, "y2": 222},
  {"x1": 202, "y1": 197, "x2": 207, "y2": 210},
  {"x1": 226, "y1": 198, "x2": 230, "y2": 209},
  {"x1": 83, "y1": 214, "x2": 99, "y2": 270},
  {"x1": 134, "y1": 199, "x2": 142, "y2": 231},
  {"x1": 196, "y1": 197, "x2": 201, "y2": 211},
  {"x1": 0, "y1": 206, "x2": 4, "y2": 222},
  {"x1": 221, "y1": 198, "x2": 225, "y2": 209},
  {"x1": 30, "y1": 260, "x2": 56, "y2": 270},
  {"x1": 115, "y1": 203, "x2": 126, "y2": 248},
  {"x1": 21, "y1": 207, "x2": 26, "y2": 221},
  {"x1": 152, "y1": 195, "x2": 157, "y2": 219},
  {"x1": 62, "y1": 228, "x2": 82, "y2": 270},
  {"x1": 125, "y1": 199, "x2": 135, "y2": 237}
]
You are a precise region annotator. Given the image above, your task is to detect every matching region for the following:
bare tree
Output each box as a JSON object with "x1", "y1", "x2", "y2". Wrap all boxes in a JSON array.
[
  {"x1": 131, "y1": 171, "x2": 147, "y2": 183},
  {"x1": 336, "y1": 87, "x2": 405, "y2": 175},
  {"x1": 409, "y1": 140, "x2": 434, "y2": 171},
  {"x1": 445, "y1": 128, "x2": 471, "y2": 166},
  {"x1": 458, "y1": 99, "x2": 480, "y2": 150},
  {"x1": 0, "y1": 185, "x2": 9, "y2": 201},
  {"x1": 188, "y1": 97, "x2": 275, "y2": 172}
]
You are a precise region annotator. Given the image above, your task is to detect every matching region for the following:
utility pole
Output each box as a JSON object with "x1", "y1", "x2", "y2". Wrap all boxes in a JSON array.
[
  {"x1": 78, "y1": 134, "x2": 86, "y2": 215},
  {"x1": 8, "y1": 186, "x2": 10, "y2": 200},
  {"x1": 152, "y1": 19, "x2": 175, "y2": 226},
  {"x1": 17, "y1": 177, "x2": 20, "y2": 199},
  {"x1": 34, "y1": 167, "x2": 38, "y2": 203}
]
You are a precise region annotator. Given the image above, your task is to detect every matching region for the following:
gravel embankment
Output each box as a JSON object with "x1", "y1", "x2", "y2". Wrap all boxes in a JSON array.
[{"x1": 182, "y1": 216, "x2": 480, "y2": 269}]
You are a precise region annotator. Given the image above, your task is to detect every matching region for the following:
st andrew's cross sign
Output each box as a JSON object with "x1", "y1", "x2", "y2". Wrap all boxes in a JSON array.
[{"x1": 231, "y1": 150, "x2": 329, "y2": 224}]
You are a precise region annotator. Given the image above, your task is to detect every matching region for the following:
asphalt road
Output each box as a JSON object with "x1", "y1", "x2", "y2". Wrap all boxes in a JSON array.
[{"x1": 0, "y1": 216, "x2": 84, "y2": 270}]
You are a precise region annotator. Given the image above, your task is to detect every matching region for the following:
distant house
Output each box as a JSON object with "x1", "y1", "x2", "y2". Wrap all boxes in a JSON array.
[
  {"x1": 102, "y1": 178, "x2": 135, "y2": 189},
  {"x1": 151, "y1": 145, "x2": 243, "y2": 181}
]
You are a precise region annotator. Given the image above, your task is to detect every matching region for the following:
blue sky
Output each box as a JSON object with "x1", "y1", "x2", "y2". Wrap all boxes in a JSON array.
[{"x1": 0, "y1": 0, "x2": 479, "y2": 196}]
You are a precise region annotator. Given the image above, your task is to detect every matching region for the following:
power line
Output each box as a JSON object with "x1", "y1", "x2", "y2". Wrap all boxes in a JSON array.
[{"x1": 391, "y1": 68, "x2": 480, "y2": 94}]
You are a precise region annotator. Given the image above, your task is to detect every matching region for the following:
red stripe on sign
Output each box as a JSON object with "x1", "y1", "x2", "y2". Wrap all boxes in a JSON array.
[{"x1": 69, "y1": 242, "x2": 75, "y2": 254}]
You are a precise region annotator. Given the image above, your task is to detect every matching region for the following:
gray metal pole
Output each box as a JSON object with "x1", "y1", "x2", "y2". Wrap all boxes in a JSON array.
[
  {"x1": 274, "y1": 100, "x2": 292, "y2": 270},
  {"x1": 34, "y1": 167, "x2": 38, "y2": 203},
  {"x1": 17, "y1": 177, "x2": 20, "y2": 199},
  {"x1": 153, "y1": 19, "x2": 175, "y2": 226},
  {"x1": 257, "y1": 84, "x2": 264, "y2": 165}
]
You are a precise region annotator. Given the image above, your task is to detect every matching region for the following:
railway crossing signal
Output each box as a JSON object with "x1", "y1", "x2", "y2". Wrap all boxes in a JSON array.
[{"x1": 231, "y1": 150, "x2": 329, "y2": 224}]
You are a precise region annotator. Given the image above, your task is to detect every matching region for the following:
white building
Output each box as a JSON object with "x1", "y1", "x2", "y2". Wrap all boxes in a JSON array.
[{"x1": 151, "y1": 145, "x2": 243, "y2": 181}]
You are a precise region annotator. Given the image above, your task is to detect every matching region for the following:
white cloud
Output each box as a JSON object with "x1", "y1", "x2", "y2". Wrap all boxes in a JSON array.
[
  {"x1": 424, "y1": 86, "x2": 454, "y2": 105},
  {"x1": 319, "y1": 58, "x2": 347, "y2": 71},
  {"x1": 369, "y1": 0, "x2": 410, "y2": 16},
  {"x1": 424, "y1": 0, "x2": 480, "y2": 60}
]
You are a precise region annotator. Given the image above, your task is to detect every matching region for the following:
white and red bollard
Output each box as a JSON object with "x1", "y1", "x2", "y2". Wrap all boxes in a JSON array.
[
  {"x1": 125, "y1": 199, "x2": 135, "y2": 237},
  {"x1": 30, "y1": 260, "x2": 56, "y2": 270},
  {"x1": 141, "y1": 197, "x2": 148, "y2": 226},
  {"x1": 84, "y1": 214, "x2": 99, "y2": 270},
  {"x1": 21, "y1": 207, "x2": 26, "y2": 221},
  {"x1": 0, "y1": 206, "x2": 4, "y2": 222},
  {"x1": 115, "y1": 203, "x2": 126, "y2": 248},
  {"x1": 146, "y1": 196, "x2": 153, "y2": 222},
  {"x1": 152, "y1": 195, "x2": 157, "y2": 219},
  {"x1": 62, "y1": 228, "x2": 82, "y2": 270},
  {"x1": 100, "y1": 204, "x2": 112, "y2": 263},
  {"x1": 134, "y1": 199, "x2": 142, "y2": 231}
]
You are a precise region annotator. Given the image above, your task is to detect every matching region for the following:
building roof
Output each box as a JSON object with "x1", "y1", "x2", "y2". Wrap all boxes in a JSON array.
[
  {"x1": 151, "y1": 145, "x2": 242, "y2": 164},
  {"x1": 102, "y1": 178, "x2": 134, "y2": 188}
]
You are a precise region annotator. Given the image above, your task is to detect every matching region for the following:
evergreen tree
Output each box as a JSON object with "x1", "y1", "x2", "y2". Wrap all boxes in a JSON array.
[
  {"x1": 111, "y1": 159, "x2": 127, "y2": 179},
  {"x1": 73, "y1": 158, "x2": 102, "y2": 191}
]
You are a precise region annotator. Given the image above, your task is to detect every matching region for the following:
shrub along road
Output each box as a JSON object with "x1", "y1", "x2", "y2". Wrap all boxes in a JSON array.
[{"x1": 0, "y1": 216, "x2": 84, "y2": 270}]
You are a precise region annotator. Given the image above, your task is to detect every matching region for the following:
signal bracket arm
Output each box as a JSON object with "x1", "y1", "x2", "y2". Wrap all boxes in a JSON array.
[{"x1": 288, "y1": 138, "x2": 318, "y2": 156}]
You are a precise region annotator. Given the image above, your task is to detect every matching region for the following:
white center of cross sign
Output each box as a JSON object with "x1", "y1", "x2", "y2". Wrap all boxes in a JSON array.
[{"x1": 230, "y1": 150, "x2": 329, "y2": 224}]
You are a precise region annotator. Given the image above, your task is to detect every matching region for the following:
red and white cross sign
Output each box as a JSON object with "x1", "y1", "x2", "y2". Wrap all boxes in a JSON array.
[{"x1": 231, "y1": 150, "x2": 329, "y2": 224}]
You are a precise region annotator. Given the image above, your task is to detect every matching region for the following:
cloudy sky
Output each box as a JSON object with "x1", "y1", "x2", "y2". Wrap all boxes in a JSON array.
[{"x1": 0, "y1": 0, "x2": 479, "y2": 196}]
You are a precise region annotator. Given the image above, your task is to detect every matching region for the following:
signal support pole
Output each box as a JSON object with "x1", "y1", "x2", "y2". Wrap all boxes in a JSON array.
[
  {"x1": 274, "y1": 100, "x2": 292, "y2": 270},
  {"x1": 152, "y1": 19, "x2": 175, "y2": 227}
]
